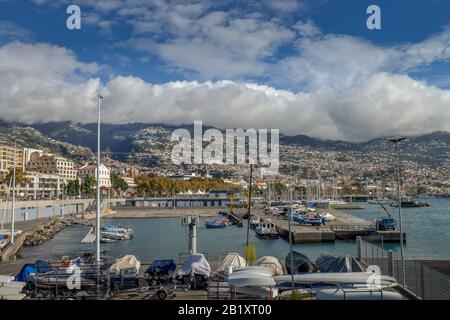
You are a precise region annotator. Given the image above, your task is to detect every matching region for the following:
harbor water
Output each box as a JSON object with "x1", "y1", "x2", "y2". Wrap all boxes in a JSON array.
[{"x1": 20, "y1": 198, "x2": 450, "y2": 263}]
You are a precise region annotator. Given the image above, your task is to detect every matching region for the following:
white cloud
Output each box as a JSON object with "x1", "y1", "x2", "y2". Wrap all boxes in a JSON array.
[
  {"x1": 124, "y1": 8, "x2": 295, "y2": 78},
  {"x1": 275, "y1": 27, "x2": 450, "y2": 91},
  {"x1": 1, "y1": 41, "x2": 450, "y2": 142}
]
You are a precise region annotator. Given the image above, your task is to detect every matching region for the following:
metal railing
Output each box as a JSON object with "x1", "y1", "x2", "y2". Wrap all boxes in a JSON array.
[
  {"x1": 331, "y1": 224, "x2": 375, "y2": 232},
  {"x1": 357, "y1": 237, "x2": 450, "y2": 300}
]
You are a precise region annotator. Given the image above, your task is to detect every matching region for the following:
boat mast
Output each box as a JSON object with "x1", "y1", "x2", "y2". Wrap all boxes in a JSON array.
[
  {"x1": 1, "y1": 177, "x2": 13, "y2": 230},
  {"x1": 390, "y1": 137, "x2": 406, "y2": 287},
  {"x1": 288, "y1": 172, "x2": 295, "y2": 294},
  {"x1": 96, "y1": 94, "x2": 103, "y2": 264},
  {"x1": 11, "y1": 140, "x2": 17, "y2": 244}
]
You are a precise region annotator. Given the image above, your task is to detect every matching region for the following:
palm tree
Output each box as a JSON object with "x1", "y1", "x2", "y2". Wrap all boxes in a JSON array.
[{"x1": 4, "y1": 168, "x2": 30, "y2": 187}]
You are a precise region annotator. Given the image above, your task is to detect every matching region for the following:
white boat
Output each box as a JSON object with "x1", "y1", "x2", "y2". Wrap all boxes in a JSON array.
[
  {"x1": 254, "y1": 256, "x2": 284, "y2": 276},
  {"x1": 109, "y1": 255, "x2": 141, "y2": 278},
  {"x1": 316, "y1": 286, "x2": 404, "y2": 300},
  {"x1": 321, "y1": 212, "x2": 336, "y2": 222},
  {"x1": 0, "y1": 275, "x2": 26, "y2": 300},
  {"x1": 101, "y1": 231, "x2": 129, "y2": 240},
  {"x1": 228, "y1": 267, "x2": 278, "y2": 299},
  {"x1": 216, "y1": 253, "x2": 246, "y2": 277},
  {"x1": 255, "y1": 219, "x2": 278, "y2": 239}
]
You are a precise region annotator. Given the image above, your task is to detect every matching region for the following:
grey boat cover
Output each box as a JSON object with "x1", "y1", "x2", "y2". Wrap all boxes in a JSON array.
[
  {"x1": 315, "y1": 254, "x2": 364, "y2": 273},
  {"x1": 176, "y1": 253, "x2": 211, "y2": 277},
  {"x1": 285, "y1": 251, "x2": 319, "y2": 274}
]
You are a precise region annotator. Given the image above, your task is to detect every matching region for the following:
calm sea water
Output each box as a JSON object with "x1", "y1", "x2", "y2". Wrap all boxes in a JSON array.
[{"x1": 20, "y1": 198, "x2": 450, "y2": 263}]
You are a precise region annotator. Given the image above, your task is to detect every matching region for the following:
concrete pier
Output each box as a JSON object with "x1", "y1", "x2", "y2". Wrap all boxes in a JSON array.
[{"x1": 253, "y1": 207, "x2": 404, "y2": 243}]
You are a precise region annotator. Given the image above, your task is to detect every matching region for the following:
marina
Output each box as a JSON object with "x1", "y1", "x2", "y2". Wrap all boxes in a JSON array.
[{"x1": 0, "y1": 196, "x2": 450, "y2": 300}]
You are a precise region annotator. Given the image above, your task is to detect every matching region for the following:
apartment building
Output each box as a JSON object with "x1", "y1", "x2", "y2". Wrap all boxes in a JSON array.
[
  {"x1": 27, "y1": 154, "x2": 77, "y2": 181},
  {"x1": 0, "y1": 144, "x2": 24, "y2": 173}
]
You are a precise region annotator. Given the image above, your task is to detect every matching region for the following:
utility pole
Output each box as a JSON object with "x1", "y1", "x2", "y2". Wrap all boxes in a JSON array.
[{"x1": 390, "y1": 137, "x2": 406, "y2": 287}]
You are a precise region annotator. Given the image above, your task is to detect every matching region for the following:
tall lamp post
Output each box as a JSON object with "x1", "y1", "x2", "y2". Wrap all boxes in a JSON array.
[
  {"x1": 96, "y1": 93, "x2": 103, "y2": 265},
  {"x1": 389, "y1": 137, "x2": 406, "y2": 287}
]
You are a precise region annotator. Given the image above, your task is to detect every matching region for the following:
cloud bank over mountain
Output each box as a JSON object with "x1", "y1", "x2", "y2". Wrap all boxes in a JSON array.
[{"x1": 1, "y1": 0, "x2": 450, "y2": 141}]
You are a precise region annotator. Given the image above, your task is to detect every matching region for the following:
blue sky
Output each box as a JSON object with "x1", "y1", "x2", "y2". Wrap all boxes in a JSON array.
[{"x1": 1, "y1": 0, "x2": 450, "y2": 141}]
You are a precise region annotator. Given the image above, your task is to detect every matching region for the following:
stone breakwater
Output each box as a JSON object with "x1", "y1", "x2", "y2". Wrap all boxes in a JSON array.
[{"x1": 1, "y1": 217, "x2": 92, "y2": 262}]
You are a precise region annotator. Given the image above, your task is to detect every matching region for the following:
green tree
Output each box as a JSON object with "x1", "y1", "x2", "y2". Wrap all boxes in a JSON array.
[
  {"x1": 66, "y1": 179, "x2": 80, "y2": 197},
  {"x1": 111, "y1": 173, "x2": 128, "y2": 196},
  {"x1": 81, "y1": 175, "x2": 96, "y2": 196}
]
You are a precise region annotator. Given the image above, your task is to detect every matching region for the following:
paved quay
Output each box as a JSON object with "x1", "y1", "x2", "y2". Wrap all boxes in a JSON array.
[{"x1": 106, "y1": 207, "x2": 229, "y2": 219}]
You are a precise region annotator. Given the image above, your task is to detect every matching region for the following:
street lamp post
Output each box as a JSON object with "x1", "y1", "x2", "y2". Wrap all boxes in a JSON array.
[
  {"x1": 96, "y1": 94, "x2": 103, "y2": 264},
  {"x1": 11, "y1": 140, "x2": 17, "y2": 244},
  {"x1": 389, "y1": 137, "x2": 406, "y2": 287}
]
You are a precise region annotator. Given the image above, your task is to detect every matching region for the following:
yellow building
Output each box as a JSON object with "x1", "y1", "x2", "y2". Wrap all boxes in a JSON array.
[{"x1": 0, "y1": 144, "x2": 24, "y2": 173}]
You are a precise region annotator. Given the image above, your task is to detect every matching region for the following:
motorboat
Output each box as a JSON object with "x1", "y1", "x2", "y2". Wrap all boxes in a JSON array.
[
  {"x1": 176, "y1": 253, "x2": 211, "y2": 289},
  {"x1": 81, "y1": 224, "x2": 134, "y2": 244},
  {"x1": 254, "y1": 256, "x2": 284, "y2": 276},
  {"x1": 101, "y1": 224, "x2": 134, "y2": 239},
  {"x1": 205, "y1": 219, "x2": 227, "y2": 229},
  {"x1": 109, "y1": 255, "x2": 141, "y2": 278},
  {"x1": 285, "y1": 251, "x2": 319, "y2": 274},
  {"x1": 293, "y1": 213, "x2": 324, "y2": 226},
  {"x1": 255, "y1": 219, "x2": 278, "y2": 239},
  {"x1": 228, "y1": 267, "x2": 278, "y2": 299},
  {"x1": 100, "y1": 237, "x2": 118, "y2": 243},
  {"x1": 215, "y1": 253, "x2": 247, "y2": 278},
  {"x1": 144, "y1": 259, "x2": 177, "y2": 285}
]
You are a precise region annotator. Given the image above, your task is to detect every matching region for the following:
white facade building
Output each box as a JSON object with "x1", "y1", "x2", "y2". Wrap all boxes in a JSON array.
[{"x1": 78, "y1": 163, "x2": 111, "y2": 188}]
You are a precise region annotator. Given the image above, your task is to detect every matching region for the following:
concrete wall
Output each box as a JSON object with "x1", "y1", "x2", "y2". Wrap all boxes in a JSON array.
[{"x1": 0, "y1": 198, "x2": 126, "y2": 224}]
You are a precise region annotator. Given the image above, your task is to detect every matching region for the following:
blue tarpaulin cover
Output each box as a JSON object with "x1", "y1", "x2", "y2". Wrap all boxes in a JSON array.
[
  {"x1": 145, "y1": 259, "x2": 177, "y2": 276},
  {"x1": 14, "y1": 260, "x2": 52, "y2": 282}
]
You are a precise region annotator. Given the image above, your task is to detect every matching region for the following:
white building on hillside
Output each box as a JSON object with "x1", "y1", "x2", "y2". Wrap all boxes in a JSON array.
[{"x1": 78, "y1": 163, "x2": 111, "y2": 188}]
